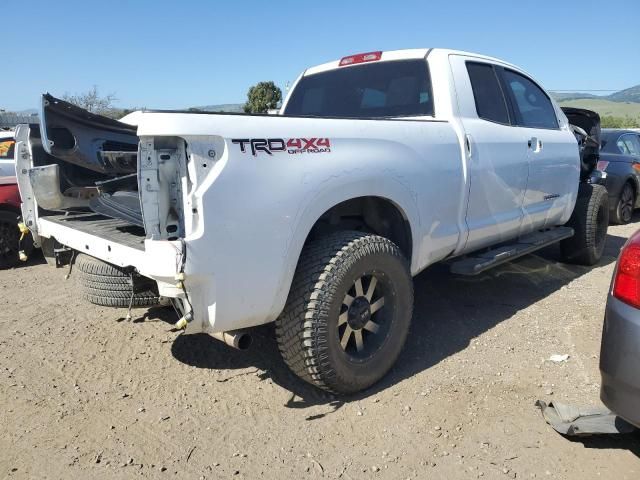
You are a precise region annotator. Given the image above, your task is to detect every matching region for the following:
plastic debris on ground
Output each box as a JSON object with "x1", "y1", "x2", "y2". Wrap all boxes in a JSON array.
[
  {"x1": 548, "y1": 354, "x2": 570, "y2": 363},
  {"x1": 536, "y1": 400, "x2": 636, "y2": 436}
]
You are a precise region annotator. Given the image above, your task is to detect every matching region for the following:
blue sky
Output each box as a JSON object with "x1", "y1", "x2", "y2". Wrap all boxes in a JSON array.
[{"x1": 4, "y1": 0, "x2": 639, "y2": 111}]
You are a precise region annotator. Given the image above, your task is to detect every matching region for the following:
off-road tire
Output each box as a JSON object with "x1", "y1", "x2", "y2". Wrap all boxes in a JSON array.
[
  {"x1": 560, "y1": 183, "x2": 609, "y2": 265},
  {"x1": 611, "y1": 182, "x2": 635, "y2": 225},
  {"x1": 0, "y1": 211, "x2": 20, "y2": 269},
  {"x1": 75, "y1": 254, "x2": 159, "y2": 308},
  {"x1": 275, "y1": 231, "x2": 413, "y2": 395}
]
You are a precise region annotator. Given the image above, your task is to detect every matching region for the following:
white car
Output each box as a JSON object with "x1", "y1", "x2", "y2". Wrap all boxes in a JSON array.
[{"x1": 16, "y1": 48, "x2": 607, "y2": 393}]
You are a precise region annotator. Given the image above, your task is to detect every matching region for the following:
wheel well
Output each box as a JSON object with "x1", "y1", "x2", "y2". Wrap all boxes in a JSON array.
[
  {"x1": 0, "y1": 204, "x2": 21, "y2": 217},
  {"x1": 305, "y1": 197, "x2": 413, "y2": 261},
  {"x1": 626, "y1": 178, "x2": 637, "y2": 197}
]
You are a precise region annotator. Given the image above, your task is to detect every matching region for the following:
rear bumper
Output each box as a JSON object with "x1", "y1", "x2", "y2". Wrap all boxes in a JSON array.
[
  {"x1": 37, "y1": 215, "x2": 240, "y2": 336},
  {"x1": 38, "y1": 215, "x2": 189, "y2": 307},
  {"x1": 600, "y1": 295, "x2": 640, "y2": 428}
]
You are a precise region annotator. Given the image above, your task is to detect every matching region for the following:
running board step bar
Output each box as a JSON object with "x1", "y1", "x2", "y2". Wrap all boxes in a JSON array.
[{"x1": 450, "y1": 227, "x2": 574, "y2": 276}]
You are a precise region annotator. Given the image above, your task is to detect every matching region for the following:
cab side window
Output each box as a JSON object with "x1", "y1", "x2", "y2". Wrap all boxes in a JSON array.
[
  {"x1": 466, "y1": 62, "x2": 510, "y2": 124},
  {"x1": 501, "y1": 70, "x2": 559, "y2": 129}
]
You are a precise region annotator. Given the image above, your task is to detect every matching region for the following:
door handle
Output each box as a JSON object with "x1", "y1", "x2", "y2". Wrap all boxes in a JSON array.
[
  {"x1": 528, "y1": 137, "x2": 543, "y2": 153},
  {"x1": 465, "y1": 134, "x2": 473, "y2": 158}
]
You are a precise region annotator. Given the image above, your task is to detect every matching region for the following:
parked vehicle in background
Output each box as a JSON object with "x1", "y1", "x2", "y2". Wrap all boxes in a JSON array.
[
  {"x1": 18, "y1": 48, "x2": 608, "y2": 394},
  {"x1": 596, "y1": 129, "x2": 640, "y2": 224},
  {"x1": 0, "y1": 131, "x2": 32, "y2": 267},
  {"x1": 0, "y1": 131, "x2": 16, "y2": 177},
  {"x1": 600, "y1": 228, "x2": 640, "y2": 428},
  {"x1": 0, "y1": 131, "x2": 18, "y2": 265},
  {"x1": 0, "y1": 180, "x2": 27, "y2": 268}
]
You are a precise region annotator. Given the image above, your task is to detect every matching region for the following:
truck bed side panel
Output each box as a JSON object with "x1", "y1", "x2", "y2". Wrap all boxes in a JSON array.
[{"x1": 136, "y1": 113, "x2": 464, "y2": 331}]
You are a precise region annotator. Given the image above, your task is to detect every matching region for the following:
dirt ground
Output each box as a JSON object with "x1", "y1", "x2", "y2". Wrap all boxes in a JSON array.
[{"x1": 2, "y1": 221, "x2": 640, "y2": 480}]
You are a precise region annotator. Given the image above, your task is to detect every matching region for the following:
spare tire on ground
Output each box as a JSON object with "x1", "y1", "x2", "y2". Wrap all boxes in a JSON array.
[{"x1": 75, "y1": 254, "x2": 159, "y2": 307}]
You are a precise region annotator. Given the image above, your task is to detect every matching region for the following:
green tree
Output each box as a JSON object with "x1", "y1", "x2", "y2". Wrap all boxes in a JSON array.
[
  {"x1": 600, "y1": 115, "x2": 640, "y2": 129},
  {"x1": 243, "y1": 81, "x2": 282, "y2": 114}
]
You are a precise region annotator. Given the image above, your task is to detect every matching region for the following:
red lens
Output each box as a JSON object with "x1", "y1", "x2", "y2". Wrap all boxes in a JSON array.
[
  {"x1": 613, "y1": 232, "x2": 640, "y2": 308},
  {"x1": 339, "y1": 51, "x2": 382, "y2": 66}
]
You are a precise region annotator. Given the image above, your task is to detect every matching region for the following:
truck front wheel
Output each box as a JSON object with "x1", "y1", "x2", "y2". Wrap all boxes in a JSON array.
[
  {"x1": 560, "y1": 183, "x2": 609, "y2": 266},
  {"x1": 275, "y1": 231, "x2": 413, "y2": 395}
]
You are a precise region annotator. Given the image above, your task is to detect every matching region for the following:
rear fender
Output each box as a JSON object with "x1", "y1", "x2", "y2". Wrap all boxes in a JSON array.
[{"x1": 268, "y1": 177, "x2": 421, "y2": 324}]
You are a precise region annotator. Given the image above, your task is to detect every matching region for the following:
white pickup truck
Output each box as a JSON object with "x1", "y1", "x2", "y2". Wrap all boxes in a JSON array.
[{"x1": 16, "y1": 48, "x2": 607, "y2": 394}]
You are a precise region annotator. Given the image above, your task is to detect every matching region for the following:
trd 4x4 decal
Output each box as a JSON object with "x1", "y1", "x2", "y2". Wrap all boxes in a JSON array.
[{"x1": 232, "y1": 138, "x2": 331, "y2": 156}]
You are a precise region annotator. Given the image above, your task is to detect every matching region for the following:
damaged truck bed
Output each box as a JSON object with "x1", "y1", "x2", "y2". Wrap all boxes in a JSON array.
[{"x1": 15, "y1": 94, "x2": 184, "y2": 297}]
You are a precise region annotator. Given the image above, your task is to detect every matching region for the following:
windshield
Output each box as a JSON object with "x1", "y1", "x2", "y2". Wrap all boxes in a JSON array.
[{"x1": 284, "y1": 59, "x2": 433, "y2": 118}]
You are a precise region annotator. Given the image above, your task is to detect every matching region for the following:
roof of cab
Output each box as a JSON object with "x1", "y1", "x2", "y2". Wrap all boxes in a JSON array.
[
  {"x1": 302, "y1": 48, "x2": 519, "y2": 76},
  {"x1": 602, "y1": 128, "x2": 640, "y2": 137}
]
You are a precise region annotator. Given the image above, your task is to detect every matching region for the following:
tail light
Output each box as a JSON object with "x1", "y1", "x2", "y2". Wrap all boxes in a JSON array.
[
  {"x1": 339, "y1": 51, "x2": 382, "y2": 66},
  {"x1": 613, "y1": 230, "x2": 640, "y2": 308},
  {"x1": 596, "y1": 160, "x2": 609, "y2": 171}
]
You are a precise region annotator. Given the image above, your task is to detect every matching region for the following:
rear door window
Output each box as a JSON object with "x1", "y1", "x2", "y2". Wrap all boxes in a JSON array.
[
  {"x1": 284, "y1": 60, "x2": 433, "y2": 118},
  {"x1": 466, "y1": 62, "x2": 510, "y2": 124},
  {"x1": 501, "y1": 70, "x2": 559, "y2": 129},
  {"x1": 618, "y1": 134, "x2": 640, "y2": 155}
]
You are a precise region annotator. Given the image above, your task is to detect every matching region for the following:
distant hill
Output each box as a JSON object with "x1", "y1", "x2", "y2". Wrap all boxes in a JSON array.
[
  {"x1": 551, "y1": 92, "x2": 599, "y2": 102},
  {"x1": 607, "y1": 85, "x2": 640, "y2": 103},
  {"x1": 16, "y1": 108, "x2": 39, "y2": 115},
  {"x1": 558, "y1": 98, "x2": 640, "y2": 127},
  {"x1": 190, "y1": 103, "x2": 244, "y2": 113},
  {"x1": 552, "y1": 83, "x2": 640, "y2": 127},
  {"x1": 551, "y1": 84, "x2": 640, "y2": 103}
]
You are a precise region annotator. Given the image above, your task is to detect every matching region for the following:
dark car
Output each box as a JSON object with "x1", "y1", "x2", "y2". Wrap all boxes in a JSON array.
[
  {"x1": 600, "y1": 229, "x2": 640, "y2": 428},
  {"x1": 597, "y1": 129, "x2": 640, "y2": 224}
]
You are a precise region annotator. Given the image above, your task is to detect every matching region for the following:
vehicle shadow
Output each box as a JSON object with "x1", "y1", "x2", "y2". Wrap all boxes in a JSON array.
[
  {"x1": 568, "y1": 432, "x2": 640, "y2": 458},
  {"x1": 169, "y1": 233, "x2": 628, "y2": 420},
  {"x1": 2, "y1": 248, "x2": 47, "y2": 270}
]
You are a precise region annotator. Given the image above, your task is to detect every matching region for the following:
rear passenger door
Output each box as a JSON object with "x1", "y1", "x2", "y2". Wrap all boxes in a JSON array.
[
  {"x1": 499, "y1": 69, "x2": 578, "y2": 231},
  {"x1": 617, "y1": 133, "x2": 640, "y2": 159},
  {"x1": 449, "y1": 56, "x2": 529, "y2": 252}
]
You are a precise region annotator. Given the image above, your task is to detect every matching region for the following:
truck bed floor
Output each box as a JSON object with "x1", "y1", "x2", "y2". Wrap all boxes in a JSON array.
[{"x1": 43, "y1": 213, "x2": 146, "y2": 251}]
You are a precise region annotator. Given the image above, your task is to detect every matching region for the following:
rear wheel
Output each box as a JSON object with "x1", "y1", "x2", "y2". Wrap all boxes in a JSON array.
[
  {"x1": 612, "y1": 182, "x2": 635, "y2": 225},
  {"x1": 275, "y1": 231, "x2": 413, "y2": 394},
  {"x1": 560, "y1": 183, "x2": 608, "y2": 266},
  {"x1": 75, "y1": 254, "x2": 159, "y2": 308}
]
